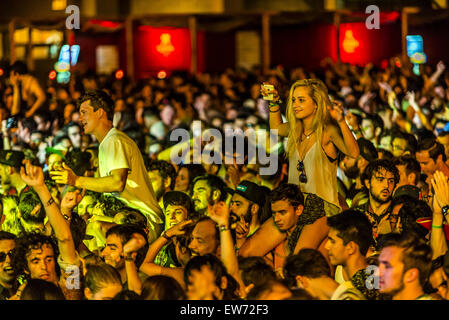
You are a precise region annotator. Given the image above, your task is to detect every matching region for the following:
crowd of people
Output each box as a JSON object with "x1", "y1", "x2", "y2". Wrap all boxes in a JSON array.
[{"x1": 0, "y1": 55, "x2": 449, "y2": 300}]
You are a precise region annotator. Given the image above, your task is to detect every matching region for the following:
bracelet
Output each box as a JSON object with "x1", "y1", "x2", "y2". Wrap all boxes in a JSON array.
[
  {"x1": 269, "y1": 108, "x2": 280, "y2": 113},
  {"x1": 124, "y1": 253, "x2": 135, "y2": 262},
  {"x1": 432, "y1": 225, "x2": 443, "y2": 229},
  {"x1": 45, "y1": 197, "x2": 55, "y2": 207},
  {"x1": 219, "y1": 225, "x2": 229, "y2": 232},
  {"x1": 269, "y1": 100, "x2": 282, "y2": 107},
  {"x1": 161, "y1": 231, "x2": 171, "y2": 241}
]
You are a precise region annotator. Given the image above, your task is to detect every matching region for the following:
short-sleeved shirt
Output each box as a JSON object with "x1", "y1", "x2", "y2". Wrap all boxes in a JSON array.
[{"x1": 99, "y1": 128, "x2": 164, "y2": 241}]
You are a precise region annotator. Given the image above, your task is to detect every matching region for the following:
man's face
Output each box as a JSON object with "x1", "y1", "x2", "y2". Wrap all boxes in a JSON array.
[
  {"x1": 380, "y1": 135, "x2": 392, "y2": 152},
  {"x1": 164, "y1": 204, "x2": 188, "y2": 230},
  {"x1": 378, "y1": 246, "x2": 406, "y2": 296},
  {"x1": 77, "y1": 195, "x2": 95, "y2": 217},
  {"x1": 47, "y1": 153, "x2": 63, "y2": 172},
  {"x1": 79, "y1": 100, "x2": 100, "y2": 135},
  {"x1": 68, "y1": 126, "x2": 82, "y2": 149},
  {"x1": 392, "y1": 138, "x2": 407, "y2": 157},
  {"x1": 271, "y1": 200, "x2": 301, "y2": 233},
  {"x1": 368, "y1": 168, "x2": 396, "y2": 204},
  {"x1": 101, "y1": 234, "x2": 125, "y2": 270},
  {"x1": 26, "y1": 243, "x2": 58, "y2": 284},
  {"x1": 416, "y1": 150, "x2": 438, "y2": 178},
  {"x1": 188, "y1": 220, "x2": 219, "y2": 257},
  {"x1": 361, "y1": 119, "x2": 375, "y2": 140},
  {"x1": 0, "y1": 239, "x2": 16, "y2": 286},
  {"x1": 340, "y1": 155, "x2": 360, "y2": 180},
  {"x1": 187, "y1": 264, "x2": 221, "y2": 300},
  {"x1": 192, "y1": 180, "x2": 213, "y2": 215},
  {"x1": 230, "y1": 193, "x2": 252, "y2": 223},
  {"x1": 429, "y1": 267, "x2": 449, "y2": 300},
  {"x1": 148, "y1": 170, "x2": 165, "y2": 201},
  {"x1": 174, "y1": 167, "x2": 189, "y2": 192},
  {"x1": 325, "y1": 228, "x2": 349, "y2": 266}
]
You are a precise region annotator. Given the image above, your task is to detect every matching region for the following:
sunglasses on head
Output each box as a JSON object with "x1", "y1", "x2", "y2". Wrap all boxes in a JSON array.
[
  {"x1": 0, "y1": 249, "x2": 15, "y2": 263},
  {"x1": 296, "y1": 160, "x2": 307, "y2": 183}
]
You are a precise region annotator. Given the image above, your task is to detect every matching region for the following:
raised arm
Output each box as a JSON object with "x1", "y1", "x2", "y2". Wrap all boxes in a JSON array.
[
  {"x1": 431, "y1": 171, "x2": 449, "y2": 259},
  {"x1": 122, "y1": 233, "x2": 148, "y2": 295},
  {"x1": 260, "y1": 83, "x2": 289, "y2": 137},
  {"x1": 20, "y1": 160, "x2": 77, "y2": 265},
  {"x1": 327, "y1": 101, "x2": 359, "y2": 159}
]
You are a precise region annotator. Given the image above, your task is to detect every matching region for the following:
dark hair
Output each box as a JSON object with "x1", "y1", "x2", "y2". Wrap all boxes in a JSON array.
[
  {"x1": 77, "y1": 90, "x2": 114, "y2": 121},
  {"x1": 162, "y1": 191, "x2": 193, "y2": 215},
  {"x1": 113, "y1": 290, "x2": 141, "y2": 300},
  {"x1": 327, "y1": 209, "x2": 374, "y2": 256},
  {"x1": 20, "y1": 279, "x2": 65, "y2": 300},
  {"x1": 105, "y1": 224, "x2": 148, "y2": 268},
  {"x1": 268, "y1": 183, "x2": 304, "y2": 209},
  {"x1": 237, "y1": 256, "x2": 277, "y2": 287},
  {"x1": 379, "y1": 233, "x2": 432, "y2": 288},
  {"x1": 19, "y1": 118, "x2": 37, "y2": 133},
  {"x1": 84, "y1": 263, "x2": 122, "y2": 295},
  {"x1": 357, "y1": 138, "x2": 378, "y2": 162},
  {"x1": 65, "y1": 150, "x2": 92, "y2": 176},
  {"x1": 148, "y1": 160, "x2": 177, "y2": 190},
  {"x1": 393, "y1": 155, "x2": 421, "y2": 185},
  {"x1": 417, "y1": 138, "x2": 446, "y2": 162},
  {"x1": 9, "y1": 60, "x2": 28, "y2": 75},
  {"x1": 391, "y1": 197, "x2": 432, "y2": 238},
  {"x1": 246, "y1": 278, "x2": 291, "y2": 300},
  {"x1": 180, "y1": 164, "x2": 207, "y2": 194},
  {"x1": 362, "y1": 159, "x2": 400, "y2": 187},
  {"x1": 0, "y1": 230, "x2": 16, "y2": 241},
  {"x1": 69, "y1": 212, "x2": 87, "y2": 249},
  {"x1": 141, "y1": 275, "x2": 186, "y2": 300},
  {"x1": 364, "y1": 113, "x2": 384, "y2": 135},
  {"x1": 12, "y1": 233, "x2": 60, "y2": 279},
  {"x1": 18, "y1": 190, "x2": 46, "y2": 224},
  {"x1": 96, "y1": 194, "x2": 128, "y2": 217},
  {"x1": 192, "y1": 174, "x2": 227, "y2": 202},
  {"x1": 284, "y1": 249, "x2": 331, "y2": 287},
  {"x1": 184, "y1": 254, "x2": 239, "y2": 300}
]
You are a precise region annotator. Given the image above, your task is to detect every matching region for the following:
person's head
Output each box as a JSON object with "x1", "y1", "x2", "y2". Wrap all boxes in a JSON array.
[
  {"x1": 9, "y1": 60, "x2": 28, "y2": 78},
  {"x1": 102, "y1": 224, "x2": 148, "y2": 271},
  {"x1": 378, "y1": 233, "x2": 432, "y2": 298},
  {"x1": 84, "y1": 263, "x2": 123, "y2": 300},
  {"x1": 391, "y1": 131, "x2": 409, "y2": 158},
  {"x1": 12, "y1": 233, "x2": 60, "y2": 284},
  {"x1": 238, "y1": 256, "x2": 277, "y2": 295},
  {"x1": 184, "y1": 254, "x2": 237, "y2": 300},
  {"x1": 268, "y1": 184, "x2": 304, "y2": 233},
  {"x1": 75, "y1": 190, "x2": 100, "y2": 220},
  {"x1": 20, "y1": 278, "x2": 65, "y2": 300},
  {"x1": 363, "y1": 159, "x2": 400, "y2": 205},
  {"x1": 286, "y1": 79, "x2": 332, "y2": 159},
  {"x1": 191, "y1": 174, "x2": 227, "y2": 216},
  {"x1": 1, "y1": 195, "x2": 22, "y2": 236},
  {"x1": 147, "y1": 160, "x2": 176, "y2": 201},
  {"x1": 0, "y1": 231, "x2": 17, "y2": 288},
  {"x1": 393, "y1": 155, "x2": 421, "y2": 188},
  {"x1": 64, "y1": 150, "x2": 92, "y2": 176},
  {"x1": 141, "y1": 275, "x2": 186, "y2": 300},
  {"x1": 78, "y1": 90, "x2": 114, "y2": 134},
  {"x1": 17, "y1": 118, "x2": 37, "y2": 144},
  {"x1": 246, "y1": 278, "x2": 292, "y2": 300},
  {"x1": 162, "y1": 191, "x2": 193, "y2": 230},
  {"x1": 361, "y1": 114, "x2": 383, "y2": 142},
  {"x1": 175, "y1": 164, "x2": 206, "y2": 194},
  {"x1": 284, "y1": 249, "x2": 332, "y2": 297},
  {"x1": 46, "y1": 150, "x2": 64, "y2": 173},
  {"x1": 17, "y1": 190, "x2": 46, "y2": 234},
  {"x1": 229, "y1": 180, "x2": 266, "y2": 227},
  {"x1": 416, "y1": 138, "x2": 446, "y2": 178},
  {"x1": 0, "y1": 150, "x2": 25, "y2": 185},
  {"x1": 428, "y1": 254, "x2": 449, "y2": 300},
  {"x1": 390, "y1": 195, "x2": 431, "y2": 238},
  {"x1": 64, "y1": 122, "x2": 82, "y2": 149},
  {"x1": 379, "y1": 129, "x2": 393, "y2": 152},
  {"x1": 188, "y1": 217, "x2": 219, "y2": 257},
  {"x1": 340, "y1": 138, "x2": 378, "y2": 180},
  {"x1": 325, "y1": 210, "x2": 373, "y2": 267}
]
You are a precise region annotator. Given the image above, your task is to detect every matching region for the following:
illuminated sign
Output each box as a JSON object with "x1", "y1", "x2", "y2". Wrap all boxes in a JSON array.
[
  {"x1": 54, "y1": 44, "x2": 80, "y2": 83},
  {"x1": 406, "y1": 35, "x2": 426, "y2": 75},
  {"x1": 156, "y1": 33, "x2": 175, "y2": 57},
  {"x1": 342, "y1": 30, "x2": 359, "y2": 54}
]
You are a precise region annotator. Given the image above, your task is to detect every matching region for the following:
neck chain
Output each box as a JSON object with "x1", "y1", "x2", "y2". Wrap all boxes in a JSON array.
[{"x1": 302, "y1": 130, "x2": 314, "y2": 140}]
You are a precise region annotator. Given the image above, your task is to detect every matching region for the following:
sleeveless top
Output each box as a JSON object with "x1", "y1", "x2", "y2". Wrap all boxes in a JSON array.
[{"x1": 288, "y1": 140, "x2": 340, "y2": 209}]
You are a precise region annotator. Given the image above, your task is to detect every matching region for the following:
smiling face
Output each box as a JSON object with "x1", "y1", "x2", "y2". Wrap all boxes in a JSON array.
[
  {"x1": 191, "y1": 180, "x2": 213, "y2": 215},
  {"x1": 291, "y1": 86, "x2": 317, "y2": 120},
  {"x1": 79, "y1": 100, "x2": 101, "y2": 135},
  {"x1": 188, "y1": 220, "x2": 219, "y2": 257},
  {"x1": 0, "y1": 239, "x2": 16, "y2": 287},
  {"x1": 101, "y1": 234, "x2": 125, "y2": 271},
  {"x1": 164, "y1": 204, "x2": 188, "y2": 230}
]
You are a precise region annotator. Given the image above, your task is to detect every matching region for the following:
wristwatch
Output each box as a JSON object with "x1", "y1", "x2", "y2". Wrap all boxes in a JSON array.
[
  {"x1": 124, "y1": 253, "x2": 135, "y2": 262},
  {"x1": 442, "y1": 205, "x2": 449, "y2": 217}
]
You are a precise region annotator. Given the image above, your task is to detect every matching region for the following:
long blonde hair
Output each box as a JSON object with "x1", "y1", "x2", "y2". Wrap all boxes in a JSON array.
[{"x1": 286, "y1": 79, "x2": 334, "y2": 159}]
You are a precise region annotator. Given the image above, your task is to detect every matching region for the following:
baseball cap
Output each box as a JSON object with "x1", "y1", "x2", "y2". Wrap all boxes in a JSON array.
[
  {"x1": 0, "y1": 150, "x2": 25, "y2": 169},
  {"x1": 393, "y1": 185, "x2": 421, "y2": 201},
  {"x1": 357, "y1": 138, "x2": 378, "y2": 163},
  {"x1": 226, "y1": 180, "x2": 265, "y2": 207}
]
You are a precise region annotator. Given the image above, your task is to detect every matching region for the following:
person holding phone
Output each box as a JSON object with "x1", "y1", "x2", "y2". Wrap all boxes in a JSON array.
[{"x1": 261, "y1": 79, "x2": 359, "y2": 215}]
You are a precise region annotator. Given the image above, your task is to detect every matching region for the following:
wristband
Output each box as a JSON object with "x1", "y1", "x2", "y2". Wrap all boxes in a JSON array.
[
  {"x1": 161, "y1": 231, "x2": 171, "y2": 241},
  {"x1": 219, "y1": 225, "x2": 229, "y2": 232},
  {"x1": 45, "y1": 197, "x2": 55, "y2": 207},
  {"x1": 442, "y1": 205, "x2": 449, "y2": 217},
  {"x1": 269, "y1": 108, "x2": 280, "y2": 113},
  {"x1": 124, "y1": 253, "x2": 135, "y2": 262},
  {"x1": 432, "y1": 225, "x2": 443, "y2": 229}
]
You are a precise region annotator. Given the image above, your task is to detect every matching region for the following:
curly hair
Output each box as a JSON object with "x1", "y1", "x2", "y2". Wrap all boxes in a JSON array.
[
  {"x1": 268, "y1": 183, "x2": 304, "y2": 209},
  {"x1": 12, "y1": 233, "x2": 60, "y2": 280},
  {"x1": 148, "y1": 160, "x2": 177, "y2": 190}
]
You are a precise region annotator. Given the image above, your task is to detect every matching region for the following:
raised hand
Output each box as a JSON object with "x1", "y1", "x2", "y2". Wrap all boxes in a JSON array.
[
  {"x1": 431, "y1": 170, "x2": 449, "y2": 210},
  {"x1": 164, "y1": 219, "x2": 194, "y2": 239},
  {"x1": 20, "y1": 160, "x2": 45, "y2": 188},
  {"x1": 208, "y1": 201, "x2": 230, "y2": 227},
  {"x1": 50, "y1": 162, "x2": 78, "y2": 186},
  {"x1": 344, "y1": 111, "x2": 359, "y2": 130},
  {"x1": 436, "y1": 61, "x2": 446, "y2": 73},
  {"x1": 61, "y1": 188, "x2": 84, "y2": 212},
  {"x1": 328, "y1": 100, "x2": 345, "y2": 123},
  {"x1": 260, "y1": 82, "x2": 280, "y2": 102},
  {"x1": 123, "y1": 232, "x2": 147, "y2": 255}
]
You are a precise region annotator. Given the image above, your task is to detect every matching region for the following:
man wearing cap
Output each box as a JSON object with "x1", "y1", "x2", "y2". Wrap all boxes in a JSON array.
[
  {"x1": 228, "y1": 180, "x2": 269, "y2": 249},
  {"x1": 0, "y1": 150, "x2": 26, "y2": 195}
]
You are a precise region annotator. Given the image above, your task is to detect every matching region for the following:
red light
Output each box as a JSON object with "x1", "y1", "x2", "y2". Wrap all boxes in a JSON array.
[
  {"x1": 395, "y1": 60, "x2": 402, "y2": 68},
  {"x1": 0, "y1": 68, "x2": 4, "y2": 77},
  {"x1": 157, "y1": 70, "x2": 167, "y2": 79},
  {"x1": 49, "y1": 70, "x2": 57, "y2": 80},
  {"x1": 342, "y1": 30, "x2": 360, "y2": 54},
  {"x1": 115, "y1": 69, "x2": 124, "y2": 80},
  {"x1": 381, "y1": 59, "x2": 388, "y2": 69}
]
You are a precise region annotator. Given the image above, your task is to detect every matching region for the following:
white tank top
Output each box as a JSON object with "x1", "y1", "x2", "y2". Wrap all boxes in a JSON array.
[{"x1": 288, "y1": 141, "x2": 340, "y2": 208}]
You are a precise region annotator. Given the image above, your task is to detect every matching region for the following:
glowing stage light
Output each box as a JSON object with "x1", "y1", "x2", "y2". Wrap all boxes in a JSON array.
[
  {"x1": 0, "y1": 68, "x2": 4, "y2": 77},
  {"x1": 156, "y1": 33, "x2": 175, "y2": 57},
  {"x1": 49, "y1": 70, "x2": 57, "y2": 80},
  {"x1": 157, "y1": 70, "x2": 167, "y2": 79},
  {"x1": 115, "y1": 69, "x2": 124, "y2": 80},
  {"x1": 342, "y1": 30, "x2": 360, "y2": 54}
]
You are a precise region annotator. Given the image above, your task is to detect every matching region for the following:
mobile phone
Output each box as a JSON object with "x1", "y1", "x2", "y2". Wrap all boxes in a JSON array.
[
  {"x1": 6, "y1": 117, "x2": 17, "y2": 129},
  {"x1": 262, "y1": 84, "x2": 274, "y2": 101}
]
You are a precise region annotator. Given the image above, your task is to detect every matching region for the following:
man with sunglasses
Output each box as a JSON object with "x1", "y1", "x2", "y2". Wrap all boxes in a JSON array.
[{"x1": 0, "y1": 231, "x2": 17, "y2": 300}]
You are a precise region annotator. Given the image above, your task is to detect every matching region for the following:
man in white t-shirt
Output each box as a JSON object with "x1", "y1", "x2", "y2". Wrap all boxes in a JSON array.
[{"x1": 50, "y1": 90, "x2": 163, "y2": 242}]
